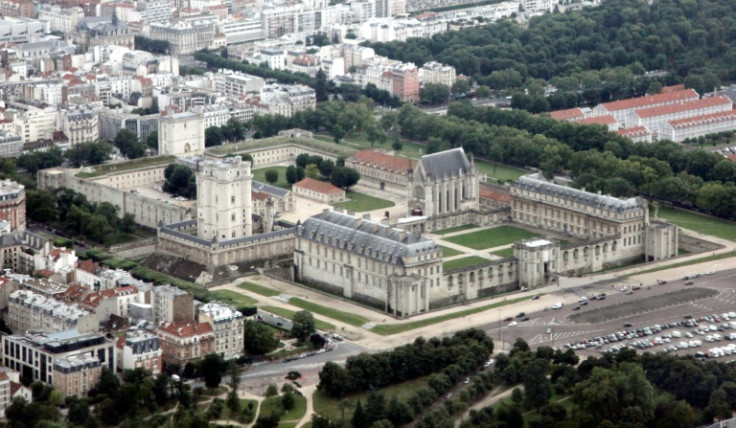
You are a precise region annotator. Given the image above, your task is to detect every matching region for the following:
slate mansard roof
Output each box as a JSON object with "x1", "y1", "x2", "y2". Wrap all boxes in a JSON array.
[
  {"x1": 418, "y1": 147, "x2": 472, "y2": 180},
  {"x1": 513, "y1": 174, "x2": 645, "y2": 213},
  {"x1": 299, "y1": 211, "x2": 439, "y2": 266}
]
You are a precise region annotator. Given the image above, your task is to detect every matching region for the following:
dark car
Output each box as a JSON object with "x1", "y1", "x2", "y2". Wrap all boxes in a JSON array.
[
  {"x1": 531, "y1": 295, "x2": 540, "y2": 300},
  {"x1": 516, "y1": 312, "x2": 526, "y2": 318},
  {"x1": 572, "y1": 306, "x2": 581, "y2": 311},
  {"x1": 624, "y1": 322, "x2": 633, "y2": 327},
  {"x1": 684, "y1": 280, "x2": 694, "y2": 285},
  {"x1": 522, "y1": 317, "x2": 530, "y2": 321},
  {"x1": 504, "y1": 316, "x2": 514, "y2": 322}
]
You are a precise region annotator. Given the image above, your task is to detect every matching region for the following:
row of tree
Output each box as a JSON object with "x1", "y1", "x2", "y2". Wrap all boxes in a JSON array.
[
  {"x1": 204, "y1": 118, "x2": 248, "y2": 147},
  {"x1": 364, "y1": 0, "x2": 736, "y2": 102}
]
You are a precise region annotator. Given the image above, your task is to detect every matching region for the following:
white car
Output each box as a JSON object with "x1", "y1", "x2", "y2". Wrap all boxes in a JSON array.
[
  {"x1": 707, "y1": 270, "x2": 715, "y2": 275},
  {"x1": 508, "y1": 321, "x2": 518, "y2": 327},
  {"x1": 551, "y1": 302, "x2": 563, "y2": 309}
]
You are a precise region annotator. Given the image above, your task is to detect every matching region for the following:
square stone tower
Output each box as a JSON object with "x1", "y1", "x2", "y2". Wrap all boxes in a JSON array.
[{"x1": 197, "y1": 156, "x2": 253, "y2": 241}]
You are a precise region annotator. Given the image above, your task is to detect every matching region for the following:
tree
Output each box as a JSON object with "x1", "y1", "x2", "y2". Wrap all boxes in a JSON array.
[
  {"x1": 265, "y1": 384, "x2": 279, "y2": 398},
  {"x1": 420, "y1": 83, "x2": 450, "y2": 105},
  {"x1": 476, "y1": 85, "x2": 492, "y2": 98},
  {"x1": 26, "y1": 189, "x2": 59, "y2": 223},
  {"x1": 524, "y1": 359, "x2": 551, "y2": 412},
  {"x1": 352, "y1": 401, "x2": 368, "y2": 428},
  {"x1": 199, "y1": 353, "x2": 224, "y2": 389},
  {"x1": 330, "y1": 166, "x2": 360, "y2": 190},
  {"x1": 205, "y1": 127, "x2": 225, "y2": 147},
  {"x1": 114, "y1": 129, "x2": 146, "y2": 159},
  {"x1": 282, "y1": 391, "x2": 296, "y2": 411},
  {"x1": 319, "y1": 159, "x2": 335, "y2": 179},
  {"x1": 291, "y1": 310, "x2": 315, "y2": 342},
  {"x1": 451, "y1": 79, "x2": 471, "y2": 96},
  {"x1": 264, "y1": 169, "x2": 279, "y2": 185},
  {"x1": 146, "y1": 130, "x2": 159, "y2": 149},
  {"x1": 65, "y1": 141, "x2": 112, "y2": 167},
  {"x1": 305, "y1": 164, "x2": 321, "y2": 179},
  {"x1": 315, "y1": 68, "x2": 329, "y2": 102},
  {"x1": 163, "y1": 164, "x2": 196, "y2": 199},
  {"x1": 286, "y1": 165, "x2": 299, "y2": 184},
  {"x1": 296, "y1": 153, "x2": 310, "y2": 168},
  {"x1": 244, "y1": 321, "x2": 280, "y2": 355}
]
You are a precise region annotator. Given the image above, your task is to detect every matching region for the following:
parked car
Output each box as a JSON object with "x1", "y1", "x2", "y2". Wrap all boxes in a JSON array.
[{"x1": 552, "y1": 302, "x2": 563, "y2": 309}]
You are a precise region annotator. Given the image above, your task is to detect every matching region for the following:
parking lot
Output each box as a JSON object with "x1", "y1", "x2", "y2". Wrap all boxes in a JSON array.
[{"x1": 482, "y1": 268, "x2": 736, "y2": 362}]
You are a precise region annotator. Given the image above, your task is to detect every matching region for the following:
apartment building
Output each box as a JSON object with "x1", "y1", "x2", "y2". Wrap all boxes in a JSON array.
[
  {"x1": 37, "y1": 4, "x2": 83, "y2": 33},
  {"x1": 0, "y1": 131, "x2": 22, "y2": 159},
  {"x1": 192, "y1": 104, "x2": 230, "y2": 129},
  {"x1": 658, "y1": 110, "x2": 736, "y2": 143},
  {"x1": 197, "y1": 302, "x2": 243, "y2": 360},
  {"x1": 62, "y1": 109, "x2": 98, "y2": 148},
  {"x1": 213, "y1": 70, "x2": 266, "y2": 97},
  {"x1": 13, "y1": 107, "x2": 58, "y2": 144},
  {"x1": 2, "y1": 330, "x2": 115, "y2": 384},
  {"x1": 592, "y1": 89, "x2": 699, "y2": 127},
  {"x1": 7, "y1": 290, "x2": 97, "y2": 334},
  {"x1": 156, "y1": 320, "x2": 215, "y2": 365},
  {"x1": 52, "y1": 354, "x2": 101, "y2": 398},
  {"x1": 148, "y1": 20, "x2": 215, "y2": 54},
  {"x1": 146, "y1": 284, "x2": 194, "y2": 325},
  {"x1": 115, "y1": 330, "x2": 162, "y2": 374},
  {"x1": 0, "y1": 180, "x2": 25, "y2": 232},
  {"x1": 421, "y1": 61, "x2": 456, "y2": 87},
  {"x1": 627, "y1": 96, "x2": 733, "y2": 132}
]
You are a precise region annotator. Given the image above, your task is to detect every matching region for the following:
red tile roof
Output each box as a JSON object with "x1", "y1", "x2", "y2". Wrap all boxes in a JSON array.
[
  {"x1": 294, "y1": 178, "x2": 343, "y2": 194},
  {"x1": 616, "y1": 126, "x2": 651, "y2": 138},
  {"x1": 78, "y1": 259, "x2": 99, "y2": 274},
  {"x1": 600, "y1": 89, "x2": 699, "y2": 112},
  {"x1": 667, "y1": 109, "x2": 736, "y2": 129},
  {"x1": 576, "y1": 115, "x2": 617, "y2": 126},
  {"x1": 661, "y1": 84, "x2": 685, "y2": 93},
  {"x1": 634, "y1": 96, "x2": 732, "y2": 119},
  {"x1": 479, "y1": 188, "x2": 511, "y2": 203},
  {"x1": 548, "y1": 108, "x2": 584, "y2": 121},
  {"x1": 82, "y1": 285, "x2": 138, "y2": 307},
  {"x1": 351, "y1": 150, "x2": 416, "y2": 174},
  {"x1": 158, "y1": 321, "x2": 213, "y2": 338}
]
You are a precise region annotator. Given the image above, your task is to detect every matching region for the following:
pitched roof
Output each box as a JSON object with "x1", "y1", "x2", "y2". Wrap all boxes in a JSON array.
[
  {"x1": 633, "y1": 96, "x2": 732, "y2": 119},
  {"x1": 616, "y1": 126, "x2": 651, "y2": 138},
  {"x1": 294, "y1": 177, "x2": 343, "y2": 194},
  {"x1": 418, "y1": 147, "x2": 471, "y2": 179},
  {"x1": 479, "y1": 188, "x2": 511, "y2": 203},
  {"x1": 81, "y1": 285, "x2": 137, "y2": 307},
  {"x1": 548, "y1": 108, "x2": 585, "y2": 121},
  {"x1": 661, "y1": 84, "x2": 685, "y2": 93},
  {"x1": 667, "y1": 109, "x2": 736, "y2": 129},
  {"x1": 299, "y1": 211, "x2": 439, "y2": 266},
  {"x1": 158, "y1": 321, "x2": 213, "y2": 338},
  {"x1": 600, "y1": 89, "x2": 699, "y2": 112},
  {"x1": 351, "y1": 150, "x2": 416, "y2": 174},
  {"x1": 576, "y1": 115, "x2": 617, "y2": 126}
]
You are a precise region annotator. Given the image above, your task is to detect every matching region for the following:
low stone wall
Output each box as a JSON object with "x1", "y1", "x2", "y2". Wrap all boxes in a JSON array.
[{"x1": 678, "y1": 232, "x2": 725, "y2": 254}]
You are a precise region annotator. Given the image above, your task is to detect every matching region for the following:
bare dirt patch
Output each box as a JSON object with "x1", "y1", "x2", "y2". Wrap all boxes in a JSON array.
[{"x1": 568, "y1": 287, "x2": 718, "y2": 324}]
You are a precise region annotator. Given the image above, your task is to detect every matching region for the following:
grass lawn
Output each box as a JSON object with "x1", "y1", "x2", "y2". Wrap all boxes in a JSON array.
[
  {"x1": 261, "y1": 305, "x2": 337, "y2": 331},
  {"x1": 475, "y1": 160, "x2": 528, "y2": 182},
  {"x1": 653, "y1": 206, "x2": 736, "y2": 241},
  {"x1": 491, "y1": 247, "x2": 515, "y2": 258},
  {"x1": 441, "y1": 246, "x2": 464, "y2": 257},
  {"x1": 282, "y1": 395, "x2": 307, "y2": 421},
  {"x1": 315, "y1": 133, "x2": 426, "y2": 159},
  {"x1": 253, "y1": 166, "x2": 291, "y2": 189},
  {"x1": 371, "y1": 295, "x2": 532, "y2": 335},
  {"x1": 434, "y1": 224, "x2": 479, "y2": 235},
  {"x1": 313, "y1": 377, "x2": 429, "y2": 421},
  {"x1": 75, "y1": 155, "x2": 176, "y2": 178},
  {"x1": 332, "y1": 190, "x2": 394, "y2": 212},
  {"x1": 210, "y1": 290, "x2": 258, "y2": 307},
  {"x1": 288, "y1": 297, "x2": 370, "y2": 327},
  {"x1": 238, "y1": 281, "x2": 280, "y2": 297},
  {"x1": 624, "y1": 252, "x2": 736, "y2": 277},
  {"x1": 445, "y1": 226, "x2": 538, "y2": 250},
  {"x1": 443, "y1": 256, "x2": 491, "y2": 271}
]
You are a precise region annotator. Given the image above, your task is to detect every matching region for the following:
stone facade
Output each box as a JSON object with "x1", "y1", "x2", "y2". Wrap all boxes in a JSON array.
[
  {"x1": 158, "y1": 112, "x2": 204, "y2": 156},
  {"x1": 52, "y1": 355, "x2": 101, "y2": 398},
  {"x1": 348, "y1": 149, "x2": 415, "y2": 195},
  {"x1": 197, "y1": 156, "x2": 253, "y2": 240}
]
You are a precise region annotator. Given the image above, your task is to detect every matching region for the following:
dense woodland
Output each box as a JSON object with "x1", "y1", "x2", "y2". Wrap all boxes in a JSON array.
[
  {"x1": 365, "y1": 0, "x2": 736, "y2": 109},
  {"x1": 312, "y1": 331, "x2": 736, "y2": 428}
]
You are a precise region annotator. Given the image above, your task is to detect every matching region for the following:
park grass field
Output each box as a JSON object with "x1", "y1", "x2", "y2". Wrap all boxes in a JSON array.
[
  {"x1": 288, "y1": 297, "x2": 370, "y2": 327},
  {"x1": 209, "y1": 290, "x2": 258, "y2": 307},
  {"x1": 444, "y1": 226, "x2": 538, "y2": 250},
  {"x1": 253, "y1": 166, "x2": 290, "y2": 188},
  {"x1": 260, "y1": 305, "x2": 336, "y2": 331},
  {"x1": 313, "y1": 377, "x2": 429, "y2": 422},
  {"x1": 434, "y1": 224, "x2": 479, "y2": 235},
  {"x1": 474, "y1": 160, "x2": 528, "y2": 181},
  {"x1": 441, "y1": 245, "x2": 464, "y2": 257},
  {"x1": 237, "y1": 281, "x2": 280, "y2": 297},
  {"x1": 332, "y1": 190, "x2": 395, "y2": 212},
  {"x1": 371, "y1": 296, "x2": 531, "y2": 335},
  {"x1": 491, "y1": 247, "x2": 515, "y2": 258},
  {"x1": 442, "y1": 256, "x2": 491, "y2": 271},
  {"x1": 653, "y1": 206, "x2": 736, "y2": 241}
]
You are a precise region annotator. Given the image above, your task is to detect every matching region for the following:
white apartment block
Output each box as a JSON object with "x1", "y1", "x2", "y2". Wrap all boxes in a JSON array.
[
  {"x1": 198, "y1": 302, "x2": 244, "y2": 360},
  {"x1": 341, "y1": 43, "x2": 376, "y2": 69},
  {"x1": 14, "y1": 107, "x2": 58, "y2": 143},
  {"x1": 659, "y1": 110, "x2": 736, "y2": 143},
  {"x1": 350, "y1": 1, "x2": 375, "y2": 23},
  {"x1": 260, "y1": 48, "x2": 287, "y2": 70},
  {"x1": 2, "y1": 330, "x2": 115, "y2": 385},
  {"x1": 359, "y1": 18, "x2": 448, "y2": 42},
  {"x1": 214, "y1": 69, "x2": 266, "y2": 96},
  {"x1": 521, "y1": 0, "x2": 555, "y2": 12},
  {"x1": 592, "y1": 89, "x2": 699, "y2": 127},
  {"x1": 32, "y1": 83, "x2": 64, "y2": 106},
  {"x1": 220, "y1": 18, "x2": 264, "y2": 44},
  {"x1": 62, "y1": 109, "x2": 98, "y2": 147},
  {"x1": 254, "y1": 84, "x2": 317, "y2": 117},
  {"x1": 147, "y1": 20, "x2": 215, "y2": 55},
  {"x1": 135, "y1": 0, "x2": 174, "y2": 23},
  {"x1": 0, "y1": 372, "x2": 10, "y2": 418},
  {"x1": 115, "y1": 330, "x2": 162, "y2": 374},
  {"x1": 0, "y1": 17, "x2": 44, "y2": 44},
  {"x1": 192, "y1": 104, "x2": 230, "y2": 128},
  {"x1": 262, "y1": 6, "x2": 299, "y2": 38},
  {"x1": 7, "y1": 290, "x2": 97, "y2": 334},
  {"x1": 37, "y1": 4, "x2": 83, "y2": 34},
  {"x1": 0, "y1": 131, "x2": 22, "y2": 158},
  {"x1": 421, "y1": 61, "x2": 456, "y2": 87}
]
